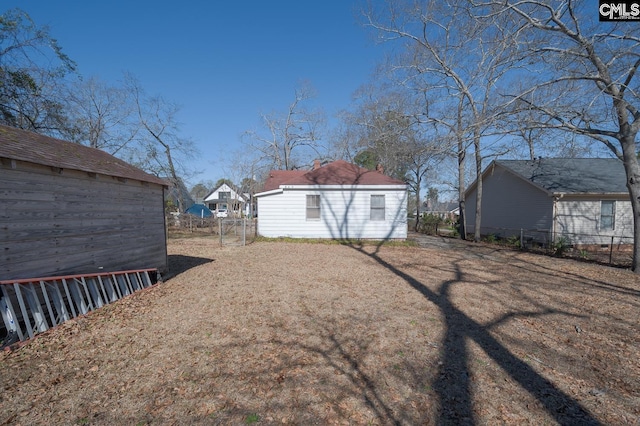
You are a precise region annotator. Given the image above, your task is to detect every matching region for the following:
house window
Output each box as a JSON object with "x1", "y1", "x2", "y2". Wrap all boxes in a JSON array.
[
  {"x1": 600, "y1": 200, "x2": 615, "y2": 230},
  {"x1": 219, "y1": 191, "x2": 231, "y2": 200},
  {"x1": 306, "y1": 195, "x2": 321, "y2": 220},
  {"x1": 371, "y1": 195, "x2": 385, "y2": 221}
]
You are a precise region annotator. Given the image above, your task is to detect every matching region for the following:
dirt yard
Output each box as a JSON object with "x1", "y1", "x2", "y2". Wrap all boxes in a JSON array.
[{"x1": 0, "y1": 235, "x2": 638, "y2": 425}]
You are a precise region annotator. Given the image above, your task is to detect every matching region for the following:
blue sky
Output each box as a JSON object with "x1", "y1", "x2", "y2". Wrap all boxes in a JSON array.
[{"x1": 10, "y1": 1, "x2": 386, "y2": 187}]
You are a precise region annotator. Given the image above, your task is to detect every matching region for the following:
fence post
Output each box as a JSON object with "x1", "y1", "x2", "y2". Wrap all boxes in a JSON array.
[
  {"x1": 609, "y1": 235, "x2": 614, "y2": 265},
  {"x1": 520, "y1": 229, "x2": 523, "y2": 249}
]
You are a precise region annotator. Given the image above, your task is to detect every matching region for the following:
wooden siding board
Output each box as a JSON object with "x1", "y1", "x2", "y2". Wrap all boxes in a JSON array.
[{"x1": 1, "y1": 162, "x2": 167, "y2": 280}]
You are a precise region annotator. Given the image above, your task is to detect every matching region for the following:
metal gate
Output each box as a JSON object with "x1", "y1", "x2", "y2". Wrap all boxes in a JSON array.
[{"x1": 218, "y1": 218, "x2": 255, "y2": 246}]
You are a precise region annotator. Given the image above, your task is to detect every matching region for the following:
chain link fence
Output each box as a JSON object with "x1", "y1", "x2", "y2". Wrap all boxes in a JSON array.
[
  {"x1": 166, "y1": 214, "x2": 256, "y2": 246},
  {"x1": 412, "y1": 221, "x2": 633, "y2": 268}
]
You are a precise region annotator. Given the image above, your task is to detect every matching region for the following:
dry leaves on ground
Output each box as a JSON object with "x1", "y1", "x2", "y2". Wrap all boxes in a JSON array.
[{"x1": 0, "y1": 235, "x2": 638, "y2": 425}]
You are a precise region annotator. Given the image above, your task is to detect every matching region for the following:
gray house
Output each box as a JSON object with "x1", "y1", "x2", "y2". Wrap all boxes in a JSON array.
[
  {"x1": 464, "y1": 158, "x2": 632, "y2": 247},
  {"x1": 0, "y1": 125, "x2": 168, "y2": 280}
]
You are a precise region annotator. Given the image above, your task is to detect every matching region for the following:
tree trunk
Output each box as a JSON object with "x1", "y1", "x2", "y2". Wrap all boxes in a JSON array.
[
  {"x1": 458, "y1": 138, "x2": 466, "y2": 239},
  {"x1": 473, "y1": 131, "x2": 482, "y2": 242},
  {"x1": 415, "y1": 181, "x2": 421, "y2": 232},
  {"x1": 621, "y1": 140, "x2": 640, "y2": 272}
]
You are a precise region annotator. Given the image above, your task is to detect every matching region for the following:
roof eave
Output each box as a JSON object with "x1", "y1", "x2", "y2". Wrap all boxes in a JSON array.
[
  {"x1": 279, "y1": 184, "x2": 408, "y2": 190},
  {"x1": 254, "y1": 188, "x2": 284, "y2": 197}
]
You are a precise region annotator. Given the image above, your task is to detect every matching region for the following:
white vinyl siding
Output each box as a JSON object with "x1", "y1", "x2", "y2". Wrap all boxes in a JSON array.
[
  {"x1": 555, "y1": 198, "x2": 631, "y2": 245},
  {"x1": 306, "y1": 194, "x2": 321, "y2": 220},
  {"x1": 257, "y1": 187, "x2": 407, "y2": 239}
]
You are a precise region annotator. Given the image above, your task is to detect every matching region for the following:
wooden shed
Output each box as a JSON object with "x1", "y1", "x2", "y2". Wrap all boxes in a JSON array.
[{"x1": 0, "y1": 125, "x2": 168, "y2": 280}]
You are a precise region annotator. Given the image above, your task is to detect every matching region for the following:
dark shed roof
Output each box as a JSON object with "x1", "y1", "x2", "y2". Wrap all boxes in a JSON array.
[
  {"x1": 497, "y1": 158, "x2": 627, "y2": 194},
  {"x1": 0, "y1": 125, "x2": 167, "y2": 186}
]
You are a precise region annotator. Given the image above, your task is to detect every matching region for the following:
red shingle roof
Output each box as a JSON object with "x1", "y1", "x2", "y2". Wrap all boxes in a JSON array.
[
  {"x1": 261, "y1": 160, "x2": 405, "y2": 192},
  {"x1": 0, "y1": 125, "x2": 167, "y2": 186},
  {"x1": 262, "y1": 169, "x2": 308, "y2": 191}
]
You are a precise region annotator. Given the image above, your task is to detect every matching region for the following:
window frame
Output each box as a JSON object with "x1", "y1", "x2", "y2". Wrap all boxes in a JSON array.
[
  {"x1": 370, "y1": 194, "x2": 386, "y2": 221},
  {"x1": 306, "y1": 194, "x2": 321, "y2": 220},
  {"x1": 600, "y1": 200, "x2": 616, "y2": 231}
]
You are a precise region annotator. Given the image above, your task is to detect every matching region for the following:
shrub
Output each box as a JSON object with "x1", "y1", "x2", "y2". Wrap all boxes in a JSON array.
[
  {"x1": 552, "y1": 236, "x2": 571, "y2": 257},
  {"x1": 418, "y1": 213, "x2": 443, "y2": 235},
  {"x1": 484, "y1": 233, "x2": 498, "y2": 243},
  {"x1": 505, "y1": 234, "x2": 521, "y2": 248}
]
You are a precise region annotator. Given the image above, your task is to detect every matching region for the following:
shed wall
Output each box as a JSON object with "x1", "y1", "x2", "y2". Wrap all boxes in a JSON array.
[
  {"x1": 257, "y1": 187, "x2": 407, "y2": 239},
  {"x1": 1, "y1": 159, "x2": 167, "y2": 280}
]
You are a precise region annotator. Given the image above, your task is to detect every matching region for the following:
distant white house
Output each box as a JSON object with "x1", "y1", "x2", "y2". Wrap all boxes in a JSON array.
[
  {"x1": 203, "y1": 182, "x2": 249, "y2": 217},
  {"x1": 255, "y1": 160, "x2": 408, "y2": 240},
  {"x1": 464, "y1": 158, "x2": 633, "y2": 246}
]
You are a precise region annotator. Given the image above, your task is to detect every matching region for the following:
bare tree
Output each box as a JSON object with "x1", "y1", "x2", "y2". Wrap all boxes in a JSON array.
[
  {"x1": 0, "y1": 8, "x2": 76, "y2": 134},
  {"x1": 335, "y1": 85, "x2": 447, "y2": 228},
  {"x1": 404, "y1": 134, "x2": 446, "y2": 230},
  {"x1": 335, "y1": 87, "x2": 415, "y2": 179},
  {"x1": 244, "y1": 83, "x2": 326, "y2": 170},
  {"x1": 364, "y1": 0, "x2": 521, "y2": 241},
  {"x1": 480, "y1": 0, "x2": 640, "y2": 272},
  {"x1": 125, "y1": 74, "x2": 198, "y2": 212},
  {"x1": 63, "y1": 76, "x2": 139, "y2": 155}
]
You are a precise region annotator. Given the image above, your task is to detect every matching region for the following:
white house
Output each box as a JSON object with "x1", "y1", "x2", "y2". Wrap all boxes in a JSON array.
[
  {"x1": 464, "y1": 158, "x2": 633, "y2": 247},
  {"x1": 203, "y1": 182, "x2": 249, "y2": 216},
  {"x1": 255, "y1": 160, "x2": 408, "y2": 240}
]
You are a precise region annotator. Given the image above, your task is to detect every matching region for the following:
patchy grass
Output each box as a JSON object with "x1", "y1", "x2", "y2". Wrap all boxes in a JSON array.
[{"x1": 253, "y1": 235, "x2": 418, "y2": 247}]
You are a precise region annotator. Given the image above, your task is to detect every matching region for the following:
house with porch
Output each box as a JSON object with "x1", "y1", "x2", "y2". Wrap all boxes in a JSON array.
[{"x1": 203, "y1": 181, "x2": 249, "y2": 217}]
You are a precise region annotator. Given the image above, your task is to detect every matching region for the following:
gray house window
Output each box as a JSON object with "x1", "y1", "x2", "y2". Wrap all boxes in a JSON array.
[
  {"x1": 306, "y1": 195, "x2": 321, "y2": 220},
  {"x1": 600, "y1": 200, "x2": 615, "y2": 230},
  {"x1": 371, "y1": 195, "x2": 385, "y2": 221}
]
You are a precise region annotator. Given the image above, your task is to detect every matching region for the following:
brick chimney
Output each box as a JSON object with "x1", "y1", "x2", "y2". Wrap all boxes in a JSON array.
[
  {"x1": 313, "y1": 159, "x2": 321, "y2": 170},
  {"x1": 376, "y1": 163, "x2": 384, "y2": 174}
]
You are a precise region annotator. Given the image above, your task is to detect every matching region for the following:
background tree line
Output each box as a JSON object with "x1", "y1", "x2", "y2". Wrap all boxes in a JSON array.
[
  {"x1": 0, "y1": 8, "x2": 197, "y2": 205},
  {"x1": 3, "y1": 3, "x2": 640, "y2": 271},
  {"x1": 237, "y1": 1, "x2": 640, "y2": 271}
]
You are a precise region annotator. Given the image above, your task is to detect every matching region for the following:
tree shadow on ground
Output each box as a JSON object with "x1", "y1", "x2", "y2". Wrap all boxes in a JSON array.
[
  {"x1": 165, "y1": 255, "x2": 213, "y2": 279},
  {"x1": 349, "y1": 242, "x2": 603, "y2": 426},
  {"x1": 182, "y1": 316, "x2": 410, "y2": 424}
]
